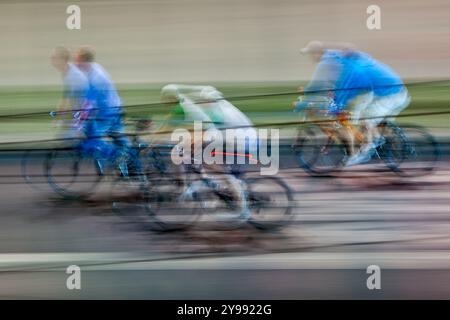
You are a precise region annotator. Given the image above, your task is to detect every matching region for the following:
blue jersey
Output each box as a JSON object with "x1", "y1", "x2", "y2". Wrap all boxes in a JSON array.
[
  {"x1": 295, "y1": 50, "x2": 405, "y2": 113},
  {"x1": 63, "y1": 63, "x2": 89, "y2": 109},
  {"x1": 356, "y1": 52, "x2": 405, "y2": 96},
  {"x1": 316, "y1": 51, "x2": 405, "y2": 112},
  {"x1": 295, "y1": 50, "x2": 343, "y2": 111},
  {"x1": 85, "y1": 63, "x2": 122, "y2": 117},
  {"x1": 332, "y1": 53, "x2": 373, "y2": 111},
  {"x1": 304, "y1": 50, "x2": 343, "y2": 93}
]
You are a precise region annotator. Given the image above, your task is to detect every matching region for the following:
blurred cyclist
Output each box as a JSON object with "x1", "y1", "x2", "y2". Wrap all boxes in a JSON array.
[
  {"x1": 294, "y1": 41, "x2": 344, "y2": 111},
  {"x1": 74, "y1": 46, "x2": 130, "y2": 167},
  {"x1": 161, "y1": 84, "x2": 257, "y2": 174},
  {"x1": 295, "y1": 41, "x2": 372, "y2": 156},
  {"x1": 50, "y1": 46, "x2": 89, "y2": 139},
  {"x1": 197, "y1": 85, "x2": 258, "y2": 172},
  {"x1": 296, "y1": 41, "x2": 410, "y2": 166},
  {"x1": 294, "y1": 41, "x2": 362, "y2": 108},
  {"x1": 161, "y1": 84, "x2": 214, "y2": 130}
]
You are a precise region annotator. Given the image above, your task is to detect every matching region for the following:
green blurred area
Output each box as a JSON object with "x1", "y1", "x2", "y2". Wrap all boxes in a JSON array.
[{"x1": 0, "y1": 81, "x2": 449, "y2": 145}]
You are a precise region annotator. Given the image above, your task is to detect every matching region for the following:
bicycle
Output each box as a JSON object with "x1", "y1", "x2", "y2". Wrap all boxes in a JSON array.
[
  {"x1": 161, "y1": 153, "x2": 294, "y2": 231},
  {"x1": 22, "y1": 111, "x2": 153, "y2": 199},
  {"x1": 112, "y1": 139, "x2": 295, "y2": 231},
  {"x1": 292, "y1": 106, "x2": 440, "y2": 177}
]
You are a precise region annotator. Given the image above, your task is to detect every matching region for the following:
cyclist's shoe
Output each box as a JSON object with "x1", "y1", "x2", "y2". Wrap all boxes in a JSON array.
[{"x1": 346, "y1": 144, "x2": 376, "y2": 166}]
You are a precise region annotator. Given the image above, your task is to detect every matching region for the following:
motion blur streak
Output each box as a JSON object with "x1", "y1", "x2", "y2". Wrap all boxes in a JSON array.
[
  {"x1": 0, "y1": 0, "x2": 450, "y2": 299},
  {"x1": 1, "y1": 0, "x2": 450, "y2": 86}
]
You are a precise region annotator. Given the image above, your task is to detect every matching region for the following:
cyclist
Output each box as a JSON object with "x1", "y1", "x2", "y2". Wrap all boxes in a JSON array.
[
  {"x1": 159, "y1": 84, "x2": 215, "y2": 169},
  {"x1": 162, "y1": 84, "x2": 257, "y2": 169},
  {"x1": 74, "y1": 46, "x2": 131, "y2": 170},
  {"x1": 161, "y1": 84, "x2": 214, "y2": 130},
  {"x1": 161, "y1": 84, "x2": 251, "y2": 215},
  {"x1": 295, "y1": 41, "x2": 373, "y2": 156},
  {"x1": 50, "y1": 46, "x2": 89, "y2": 140},
  {"x1": 198, "y1": 86, "x2": 257, "y2": 159},
  {"x1": 296, "y1": 41, "x2": 410, "y2": 166},
  {"x1": 295, "y1": 41, "x2": 344, "y2": 111}
]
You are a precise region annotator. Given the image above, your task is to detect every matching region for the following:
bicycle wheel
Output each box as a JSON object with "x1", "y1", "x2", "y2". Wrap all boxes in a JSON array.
[
  {"x1": 192, "y1": 170, "x2": 249, "y2": 230},
  {"x1": 293, "y1": 125, "x2": 347, "y2": 176},
  {"x1": 45, "y1": 148, "x2": 102, "y2": 199},
  {"x1": 21, "y1": 149, "x2": 49, "y2": 190},
  {"x1": 379, "y1": 122, "x2": 440, "y2": 177},
  {"x1": 111, "y1": 175, "x2": 154, "y2": 223},
  {"x1": 140, "y1": 147, "x2": 201, "y2": 231},
  {"x1": 245, "y1": 176, "x2": 294, "y2": 230},
  {"x1": 142, "y1": 146, "x2": 187, "y2": 195}
]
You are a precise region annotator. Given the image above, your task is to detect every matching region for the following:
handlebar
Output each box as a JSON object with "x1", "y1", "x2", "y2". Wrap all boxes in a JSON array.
[{"x1": 49, "y1": 110, "x2": 82, "y2": 119}]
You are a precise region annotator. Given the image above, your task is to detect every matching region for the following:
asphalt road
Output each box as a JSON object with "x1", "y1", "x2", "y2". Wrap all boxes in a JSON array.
[{"x1": 0, "y1": 143, "x2": 449, "y2": 299}]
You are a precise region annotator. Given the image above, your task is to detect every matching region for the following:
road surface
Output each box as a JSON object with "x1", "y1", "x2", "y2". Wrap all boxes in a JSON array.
[{"x1": 0, "y1": 144, "x2": 449, "y2": 299}]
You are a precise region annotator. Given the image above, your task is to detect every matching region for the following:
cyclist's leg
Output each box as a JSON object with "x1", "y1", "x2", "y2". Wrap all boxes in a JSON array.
[
  {"x1": 382, "y1": 89, "x2": 410, "y2": 119},
  {"x1": 346, "y1": 92, "x2": 374, "y2": 155},
  {"x1": 347, "y1": 90, "x2": 409, "y2": 166},
  {"x1": 107, "y1": 114, "x2": 136, "y2": 175},
  {"x1": 83, "y1": 117, "x2": 115, "y2": 159},
  {"x1": 368, "y1": 89, "x2": 409, "y2": 142},
  {"x1": 108, "y1": 114, "x2": 131, "y2": 149}
]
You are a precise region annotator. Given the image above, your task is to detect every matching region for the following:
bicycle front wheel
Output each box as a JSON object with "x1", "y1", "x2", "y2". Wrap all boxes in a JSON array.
[
  {"x1": 245, "y1": 176, "x2": 294, "y2": 230},
  {"x1": 138, "y1": 148, "x2": 201, "y2": 231},
  {"x1": 45, "y1": 148, "x2": 102, "y2": 199},
  {"x1": 293, "y1": 125, "x2": 347, "y2": 176}
]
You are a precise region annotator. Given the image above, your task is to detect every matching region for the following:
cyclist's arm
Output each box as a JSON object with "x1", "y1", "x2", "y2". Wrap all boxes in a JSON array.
[
  {"x1": 295, "y1": 60, "x2": 340, "y2": 113},
  {"x1": 304, "y1": 59, "x2": 340, "y2": 94}
]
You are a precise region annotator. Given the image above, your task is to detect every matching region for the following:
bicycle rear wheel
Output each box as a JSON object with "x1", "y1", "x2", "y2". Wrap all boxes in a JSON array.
[
  {"x1": 45, "y1": 148, "x2": 102, "y2": 199},
  {"x1": 193, "y1": 170, "x2": 248, "y2": 230},
  {"x1": 140, "y1": 147, "x2": 201, "y2": 231}
]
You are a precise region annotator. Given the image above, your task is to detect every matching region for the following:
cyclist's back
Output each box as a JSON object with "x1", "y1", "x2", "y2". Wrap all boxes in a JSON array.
[
  {"x1": 161, "y1": 84, "x2": 214, "y2": 129},
  {"x1": 74, "y1": 46, "x2": 129, "y2": 160},
  {"x1": 196, "y1": 87, "x2": 258, "y2": 167},
  {"x1": 86, "y1": 62, "x2": 122, "y2": 117},
  {"x1": 357, "y1": 52, "x2": 405, "y2": 96}
]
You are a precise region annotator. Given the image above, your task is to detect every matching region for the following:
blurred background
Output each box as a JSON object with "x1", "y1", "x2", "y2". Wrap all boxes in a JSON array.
[
  {"x1": 0, "y1": 0, "x2": 450, "y2": 299},
  {"x1": 1, "y1": 0, "x2": 450, "y2": 140},
  {"x1": 2, "y1": 0, "x2": 450, "y2": 85}
]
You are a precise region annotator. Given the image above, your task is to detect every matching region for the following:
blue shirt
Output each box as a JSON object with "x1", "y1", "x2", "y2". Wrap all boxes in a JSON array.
[
  {"x1": 355, "y1": 52, "x2": 405, "y2": 97},
  {"x1": 85, "y1": 63, "x2": 122, "y2": 117},
  {"x1": 332, "y1": 53, "x2": 373, "y2": 111},
  {"x1": 296, "y1": 50, "x2": 406, "y2": 113},
  {"x1": 304, "y1": 50, "x2": 343, "y2": 93},
  {"x1": 63, "y1": 63, "x2": 89, "y2": 109}
]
